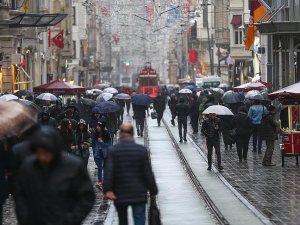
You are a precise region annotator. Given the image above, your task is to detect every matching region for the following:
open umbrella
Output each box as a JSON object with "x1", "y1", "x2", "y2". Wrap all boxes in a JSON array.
[
  {"x1": 202, "y1": 105, "x2": 233, "y2": 116},
  {"x1": 14, "y1": 90, "x2": 33, "y2": 98},
  {"x1": 36, "y1": 93, "x2": 57, "y2": 101},
  {"x1": 179, "y1": 89, "x2": 192, "y2": 94},
  {"x1": 115, "y1": 93, "x2": 131, "y2": 100},
  {"x1": 184, "y1": 85, "x2": 197, "y2": 91},
  {"x1": 245, "y1": 90, "x2": 264, "y2": 100},
  {"x1": 79, "y1": 98, "x2": 97, "y2": 107},
  {"x1": 95, "y1": 101, "x2": 120, "y2": 113},
  {"x1": 212, "y1": 88, "x2": 224, "y2": 95},
  {"x1": 15, "y1": 99, "x2": 42, "y2": 113},
  {"x1": 132, "y1": 94, "x2": 153, "y2": 106},
  {"x1": 0, "y1": 94, "x2": 18, "y2": 101},
  {"x1": 103, "y1": 87, "x2": 118, "y2": 94},
  {"x1": 0, "y1": 101, "x2": 37, "y2": 139},
  {"x1": 222, "y1": 91, "x2": 244, "y2": 104},
  {"x1": 218, "y1": 83, "x2": 230, "y2": 89},
  {"x1": 96, "y1": 93, "x2": 113, "y2": 103}
]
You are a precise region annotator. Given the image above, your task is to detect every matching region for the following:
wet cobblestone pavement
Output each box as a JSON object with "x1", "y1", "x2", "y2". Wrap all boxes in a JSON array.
[
  {"x1": 2, "y1": 153, "x2": 109, "y2": 225},
  {"x1": 188, "y1": 127, "x2": 300, "y2": 225}
]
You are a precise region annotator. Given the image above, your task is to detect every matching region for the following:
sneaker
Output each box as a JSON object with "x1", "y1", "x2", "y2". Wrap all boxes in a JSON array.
[
  {"x1": 218, "y1": 166, "x2": 224, "y2": 171},
  {"x1": 96, "y1": 182, "x2": 103, "y2": 190},
  {"x1": 179, "y1": 139, "x2": 183, "y2": 143},
  {"x1": 207, "y1": 167, "x2": 212, "y2": 171}
]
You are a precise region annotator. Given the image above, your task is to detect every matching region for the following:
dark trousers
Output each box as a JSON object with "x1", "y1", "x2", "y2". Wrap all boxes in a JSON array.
[
  {"x1": 252, "y1": 124, "x2": 262, "y2": 152},
  {"x1": 263, "y1": 140, "x2": 275, "y2": 165},
  {"x1": 156, "y1": 110, "x2": 164, "y2": 124},
  {"x1": 126, "y1": 102, "x2": 131, "y2": 114},
  {"x1": 94, "y1": 157, "x2": 103, "y2": 182},
  {"x1": 170, "y1": 110, "x2": 176, "y2": 122},
  {"x1": 136, "y1": 118, "x2": 145, "y2": 135},
  {"x1": 236, "y1": 136, "x2": 250, "y2": 160},
  {"x1": 178, "y1": 118, "x2": 187, "y2": 140},
  {"x1": 115, "y1": 203, "x2": 146, "y2": 225},
  {"x1": 190, "y1": 115, "x2": 199, "y2": 133},
  {"x1": 207, "y1": 140, "x2": 221, "y2": 168}
]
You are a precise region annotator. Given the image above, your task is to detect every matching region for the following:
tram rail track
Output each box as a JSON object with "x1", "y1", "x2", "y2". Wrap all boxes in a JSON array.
[{"x1": 162, "y1": 118, "x2": 230, "y2": 225}]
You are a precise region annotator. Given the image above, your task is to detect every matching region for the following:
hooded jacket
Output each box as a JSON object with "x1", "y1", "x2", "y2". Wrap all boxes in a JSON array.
[
  {"x1": 14, "y1": 126, "x2": 95, "y2": 225},
  {"x1": 38, "y1": 112, "x2": 58, "y2": 128}
]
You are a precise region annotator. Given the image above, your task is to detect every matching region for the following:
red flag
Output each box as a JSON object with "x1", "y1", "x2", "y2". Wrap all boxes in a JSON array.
[
  {"x1": 188, "y1": 50, "x2": 198, "y2": 64},
  {"x1": 48, "y1": 29, "x2": 51, "y2": 48},
  {"x1": 245, "y1": 0, "x2": 268, "y2": 50},
  {"x1": 52, "y1": 30, "x2": 64, "y2": 49}
]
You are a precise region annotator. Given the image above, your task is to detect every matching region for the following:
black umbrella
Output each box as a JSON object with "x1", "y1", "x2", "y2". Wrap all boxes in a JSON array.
[
  {"x1": 14, "y1": 90, "x2": 33, "y2": 98},
  {"x1": 94, "y1": 101, "x2": 121, "y2": 113},
  {"x1": 79, "y1": 98, "x2": 97, "y2": 107},
  {"x1": 222, "y1": 91, "x2": 244, "y2": 104},
  {"x1": 16, "y1": 99, "x2": 42, "y2": 113}
]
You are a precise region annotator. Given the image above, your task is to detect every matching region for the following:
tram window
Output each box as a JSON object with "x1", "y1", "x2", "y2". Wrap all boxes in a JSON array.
[{"x1": 139, "y1": 78, "x2": 157, "y2": 86}]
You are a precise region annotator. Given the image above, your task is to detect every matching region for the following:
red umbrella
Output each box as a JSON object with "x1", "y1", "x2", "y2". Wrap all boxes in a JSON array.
[
  {"x1": 33, "y1": 80, "x2": 85, "y2": 94},
  {"x1": 233, "y1": 81, "x2": 269, "y2": 92},
  {"x1": 268, "y1": 82, "x2": 300, "y2": 104}
]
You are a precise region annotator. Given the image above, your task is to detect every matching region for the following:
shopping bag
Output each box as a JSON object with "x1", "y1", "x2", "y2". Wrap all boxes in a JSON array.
[{"x1": 149, "y1": 198, "x2": 162, "y2": 225}]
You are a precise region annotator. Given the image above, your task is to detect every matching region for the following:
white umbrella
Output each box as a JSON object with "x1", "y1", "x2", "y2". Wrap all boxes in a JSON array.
[
  {"x1": 202, "y1": 105, "x2": 233, "y2": 116},
  {"x1": 212, "y1": 88, "x2": 225, "y2": 95},
  {"x1": 36, "y1": 93, "x2": 57, "y2": 101},
  {"x1": 103, "y1": 87, "x2": 118, "y2": 94},
  {"x1": 96, "y1": 92, "x2": 113, "y2": 103},
  {"x1": 0, "y1": 94, "x2": 18, "y2": 101},
  {"x1": 179, "y1": 89, "x2": 192, "y2": 94},
  {"x1": 115, "y1": 93, "x2": 131, "y2": 100}
]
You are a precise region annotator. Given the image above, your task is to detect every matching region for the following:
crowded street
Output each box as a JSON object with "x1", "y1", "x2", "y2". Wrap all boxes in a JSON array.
[{"x1": 2, "y1": 0, "x2": 300, "y2": 225}]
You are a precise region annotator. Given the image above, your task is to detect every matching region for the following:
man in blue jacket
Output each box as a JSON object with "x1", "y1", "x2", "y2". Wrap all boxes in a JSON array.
[{"x1": 248, "y1": 100, "x2": 267, "y2": 153}]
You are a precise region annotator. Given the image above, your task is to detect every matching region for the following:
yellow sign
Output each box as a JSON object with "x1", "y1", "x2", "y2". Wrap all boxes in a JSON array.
[{"x1": 22, "y1": 0, "x2": 29, "y2": 14}]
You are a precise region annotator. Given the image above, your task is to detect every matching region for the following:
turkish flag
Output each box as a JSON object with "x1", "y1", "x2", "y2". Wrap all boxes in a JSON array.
[{"x1": 52, "y1": 30, "x2": 64, "y2": 49}]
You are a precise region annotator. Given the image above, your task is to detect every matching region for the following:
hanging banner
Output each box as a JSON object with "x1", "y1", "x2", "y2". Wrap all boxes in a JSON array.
[{"x1": 189, "y1": 49, "x2": 198, "y2": 64}]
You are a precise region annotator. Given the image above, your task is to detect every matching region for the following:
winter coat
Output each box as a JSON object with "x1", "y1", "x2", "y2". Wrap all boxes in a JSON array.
[
  {"x1": 175, "y1": 103, "x2": 190, "y2": 119},
  {"x1": 190, "y1": 101, "x2": 200, "y2": 117},
  {"x1": 198, "y1": 95, "x2": 209, "y2": 114},
  {"x1": 132, "y1": 104, "x2": 148, "y2": 119},
  {"x1": 14, "y1": 126, "x2": 95, "y2": 225},
  {"x1": 201, "y1": 118, "x2": 221, "y2": 142},
  {"x1": 153, "y1": 96, "x2": 165, "y2": 112},
  {"x1": 38, "y1": 113, "x2": 58, "y2": 128},
  {"x1": 59, "y1": 129, "x2": 75, "y2": 152},
  {"x1": 231, "y1": 112, "x2": 252, "y2": 138},
  {"x1": 219, "y1": 115, "x2": 234, "y2": 131},
  {"x1": 260, "y1": 112, "x2": 278, "y2": 140},
  {"x1": 104, "y1": 140, "x2": 158, "y2": 204},
  {"x1": 168, "y1": 98, "x2": 178, "y2": 112},
  {"x1": 248, "y1": 104, "x2": 267, "y2": 125}
]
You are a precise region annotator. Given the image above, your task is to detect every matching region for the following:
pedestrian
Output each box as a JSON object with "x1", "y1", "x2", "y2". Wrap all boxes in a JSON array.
[
  {"x1": 132, "y1": 103, "x2": 148, "y2": 137},
  {"x1": 261, "y1": 105, "x2": 278, "y2": 166},
  {"x1": 201, "y1": 113, "x2": 223, "y2": 171},
  {"x1": 190, "y1": 95, "x2": 200, "y2": 134},
  {"x1": 63, "y1": 108, "x2": 78, "y2": 130},
  {"x1": 153, "y1": 92, "x2": 166, "y2": 126},
  {"x1": 14, "y1": 126, "x2": 95, "y2": 225},
  {"x1": 117, "y1": 99, "x2": 126, "y2": 124},
  {"x1": 74, "y1": 119, "x2": 91, "y2": 167},
  {"x1": 92, "y1": 122, "x2": 112, "y2": 189},
  {"x1": 175, "y1": 98, "x2": 190, "y2": 143},
  {"x1": 0, "y1": 141, "x2": 14, "y2": 225},
  {"x1": 105, "y1": 112, "x2": 119, "y2": 142},
  {"x1": 231, "y1": 106, "x2": 252, "y2": 161},
  {"x1": 168, "y1": 93, "x2": 178, "y2": 126},
  {"x1": 59, "y1": 119, "x2": 76, "y2": 153},
  {"x1": 198, "y1": 90, "x2": 209, "y2": 122},
  {"x1": 248, "y1": 100, "x2": 267, "y2": 153},
  {"x1": 219, "y1": 114, "x2": 234, "y2": 151},
  {"x1": 125, "y1": 99, "x2": 131, "y2": 115},
  {"x1": 89, "y1": 107, "x2": 103, "y2": 132},
  {"x1": 50, "y1": 100, "x2": 64, "y2": 122},
  {"x1": 38, "y1": 111, "x2": 58, "y2": 128},
  {"x1": 104, "y1": 123, "x2": 158, "y2": 225}
]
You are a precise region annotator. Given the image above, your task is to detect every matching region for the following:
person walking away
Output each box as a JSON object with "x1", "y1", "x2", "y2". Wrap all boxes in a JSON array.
[
  {"x1": 231, "y1": 106, "x2": 252, "y2": 161},
  {"x1": 168, "y1": 94, "x2": 178, "y2": 126},
  {"x1": 14, "y1": 126, "x2": 95, "y2": 225},
  {"x1": 104, "y1": 123, "x2": 158, "y2": 225},
  {"x1": 125, "y1": 99, "x2": 131, "y2": 115},
  {"x1": 0, "y1": 141, "x2": 14, "y2": 225},
  {"x1": 261, "y1": 105, "x2": 278, "y2": 166},
  {"x1": 190, "y1": 95, "x2": 200, "y2": 134},
  {"x1": 219, "y1": 114, "x2": 234, "y2": 151},
  {"x1": 175, "y1": 98, "x2": 190, "y2": 143},
  {"x1": 132, "y1": 103, "x2": 148, "y2": 137},
  {"x1": 153, "y1": 92, "x2": 166, "y2": 126},
  {"x1": 201, "y1": 113, "x2": 223, "y2": 171},
  {"x1": 248, "y1": 100, "x2": 267, "y2": 154},
  {"x1": 74, "y1": 119, "x2": 91, "y2": 167},
  {"x1": 92, "y1": 122, "x2": 112, "y2": 189},
  {"x1": 38, "y1": 111, "x2": 58, "y2": 128},
  {"x1": 117, "y1": 99, "x2": 126, "y2": 124},
  {"x1": 59, "y1": 119, "x2": 76, "y2": 153}
]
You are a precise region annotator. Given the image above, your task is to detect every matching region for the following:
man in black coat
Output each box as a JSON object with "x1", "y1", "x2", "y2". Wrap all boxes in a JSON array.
[
  {"x1": 175, "y1": 98, "x2": 190, "y2": 143},
  {"x1": 190, "y1": 95, "x2": 200, "y2": 134},
  {"x1": 14, "y1": 126, "x2": 95, "y2": 225},
  {"x1": 201, "y1": 113, "x2": 223, "y2": 171},
  {"x1": 168, "y1": 94, "x2": 178, "y2": 126},
  {"x1": 132, "y1": 103, "x2": 148, "y2": 137},
  {"x1": 104, "y1": 123, "x2": 158, "y2": 225},
  {"x1": 153, "y1": 92, "x2": 166, "y2": 126}
]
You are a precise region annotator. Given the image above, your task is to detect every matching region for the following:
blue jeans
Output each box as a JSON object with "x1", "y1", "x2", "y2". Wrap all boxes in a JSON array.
[
  {"x1": 94, "y1": 157, "x2": 103, "y2": 182},
  {"x1": 115, "y1": 203, "x2": 146, "y2": 225}
]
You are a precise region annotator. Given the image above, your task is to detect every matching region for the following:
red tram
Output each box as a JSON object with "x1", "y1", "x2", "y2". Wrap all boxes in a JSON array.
[{"x1": 137, "y1": 63, "x2": 159, "y2": 98}]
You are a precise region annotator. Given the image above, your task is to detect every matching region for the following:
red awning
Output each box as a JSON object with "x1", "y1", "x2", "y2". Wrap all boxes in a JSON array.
[
  {"x1": 231, "y1": 15, "x2": 242, "y2": 26},
  {"x1": 33, "y1": 80, "x2": 85, "y2": 95}
]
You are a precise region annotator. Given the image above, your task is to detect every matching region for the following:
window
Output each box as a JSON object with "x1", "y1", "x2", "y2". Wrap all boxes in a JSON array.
[
  {"x1": 72, "y1": 7, "x2": 76, "y2": 25},
  {"x1": 234, "y1": 30, "x2": 243, "y2": 45}
]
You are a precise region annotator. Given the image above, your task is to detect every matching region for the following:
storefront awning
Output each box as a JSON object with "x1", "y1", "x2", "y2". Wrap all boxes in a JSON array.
[
  {"x1": 231, "y1": 15, "x2": 242, "y2": 26},
  {"x1": 0, "y1": 13, "x2": 67, "y2": 28},
  {"x1": 256, "y1": 21, "x2": 300, "y2": 34}
]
